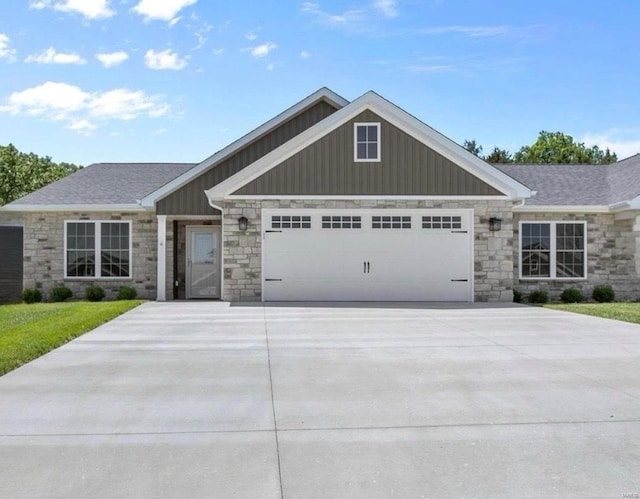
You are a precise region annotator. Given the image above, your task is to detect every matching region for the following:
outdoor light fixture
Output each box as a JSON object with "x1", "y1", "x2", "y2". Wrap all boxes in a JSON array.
[
  {"x1": 489, "y1": 217, "x2": 502, "y2": 232},
  {"x1": 238, "y1": 216, "x2": 249, "y2": 232}
]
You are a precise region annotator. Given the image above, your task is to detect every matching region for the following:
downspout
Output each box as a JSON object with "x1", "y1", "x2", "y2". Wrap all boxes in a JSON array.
[{"x1": 207, "y1": 193, "x2": 225, "y2": 301}]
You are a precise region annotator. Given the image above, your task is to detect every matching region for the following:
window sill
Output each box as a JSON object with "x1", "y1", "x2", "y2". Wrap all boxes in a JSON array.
[
  {"x1": 64, "y1": 277, "x2": 133, "y2": 281},
  {"x1": 519, "y1": 277, "x2": 588, "y2": 282}
]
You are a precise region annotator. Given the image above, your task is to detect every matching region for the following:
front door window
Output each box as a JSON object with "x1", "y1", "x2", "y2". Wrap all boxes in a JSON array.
[{"x1": 187, "y1": 228, "x2": 220, "y2": 299}]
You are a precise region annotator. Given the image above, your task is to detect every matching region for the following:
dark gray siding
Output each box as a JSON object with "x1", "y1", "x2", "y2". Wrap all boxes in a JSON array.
[
  {"x1": 0, "y1": 226, "x2": 23, "y2": 303},
  {"x1": 157, "y1": 100, "x2": 339, "y2": 215},
  {"x1": 234, "y1": 110, "x2": 503, "y2": 196}
]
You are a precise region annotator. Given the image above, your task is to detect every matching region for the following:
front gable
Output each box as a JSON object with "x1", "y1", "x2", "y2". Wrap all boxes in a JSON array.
[
  {"x1": 208, "y1": 91, "x2": 532, "y2": 201},
  {"x1": 233, "y1": 109, "x2": 502, "y2": 196}
]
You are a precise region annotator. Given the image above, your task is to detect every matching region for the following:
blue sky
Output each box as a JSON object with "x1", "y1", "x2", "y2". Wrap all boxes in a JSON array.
[{"x1": 1, "y1": 0, "x2": 639, "y2": 166}]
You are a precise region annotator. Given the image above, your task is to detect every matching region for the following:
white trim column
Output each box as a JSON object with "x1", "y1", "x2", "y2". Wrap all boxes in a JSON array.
[{"x1": 157, "y1": 215, "x2": 167, "y2": 301}]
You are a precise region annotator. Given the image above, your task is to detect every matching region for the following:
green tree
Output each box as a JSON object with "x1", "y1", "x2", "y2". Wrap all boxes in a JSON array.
[
  {"x1": 463, "y1": 139, "x2": 483, "y2": 157},
  {"x1": 484, "y1": 147, "x2": 513, "y2": 163},
  {"x1": 0, "y1": 144, "x2": 81, "y2": 205},
  {"x1": 513, "y1": 131, "x2": 617, "y2": 164}
]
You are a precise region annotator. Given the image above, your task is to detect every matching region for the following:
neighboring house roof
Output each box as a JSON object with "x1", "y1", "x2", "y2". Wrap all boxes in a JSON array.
[
  {"x1": 206, "y1": 91, "x2": 533, "y2": 201},
  {"x1": 496, "y1": 154, "x2": 640, "y2": 209},
  {"x1": 3, "y1": 163, "x2": 194, "y2": 211}
]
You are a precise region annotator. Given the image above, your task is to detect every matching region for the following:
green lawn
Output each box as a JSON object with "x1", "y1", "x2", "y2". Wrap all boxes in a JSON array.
[
  {"x1": 546, "y1": 302, "x2": 640, "y2": 325},
  {"x1": 0, "y1": 300, "x2": 143, "y2": 376}
]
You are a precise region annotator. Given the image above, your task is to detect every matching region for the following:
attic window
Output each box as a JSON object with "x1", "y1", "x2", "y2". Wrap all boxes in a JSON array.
[{"x1": 354, "y1": 123, "x2": 381, "y2": 162}]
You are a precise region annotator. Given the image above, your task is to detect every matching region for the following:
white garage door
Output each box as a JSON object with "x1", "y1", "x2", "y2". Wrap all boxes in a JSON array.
[{"x1": 262, "y1": 210, "x2": 473, "y2": 302}]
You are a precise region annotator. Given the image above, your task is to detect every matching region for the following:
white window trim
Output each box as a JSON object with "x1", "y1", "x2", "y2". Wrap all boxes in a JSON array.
[
  {"x1": 64, "y1": 220, "x2": 133, "y2": 280},
  {"x1": 518, "y1": 221, "x2": 587, "y2": 281},
  {"x1": 353, "y1": 122, "x2": 381, "y2": 162}
]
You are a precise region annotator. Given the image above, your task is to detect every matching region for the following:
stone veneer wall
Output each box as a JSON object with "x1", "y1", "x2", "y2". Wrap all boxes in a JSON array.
[
  {"x1": 23, "y1": 211, "x2": 158, "y2": 300},
  {"x1": 513, "y1": 212, "x2": 638, "y2": 300},
  {"x1": 0, "y1": 212, "x2": 23, "y2": 226},
  {"x1": 222, "y1": 199, "x2": 515, "y2": 302}
]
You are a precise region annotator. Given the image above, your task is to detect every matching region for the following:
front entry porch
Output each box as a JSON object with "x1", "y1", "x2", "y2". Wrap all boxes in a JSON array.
[{"x1": 157, "y1": 215, "x2": 222, "y2": 301}]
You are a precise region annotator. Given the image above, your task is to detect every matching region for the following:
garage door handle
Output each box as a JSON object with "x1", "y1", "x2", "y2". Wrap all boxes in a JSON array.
[
  {"x1": 367, "y1": 261, "x2": 370, "y2": 273},
  {"x1": 451, "y1": 279, "x2": 468, "y2": 282},
  {"x1": 363, "y1": 261, "x2": 370, "y2": 273},
  {"x1": 451, "y1": 230, "x2": 468, "y2": 234},
  {"x1": 265, "y1": 278, "x2": 283, "y2": 282}
]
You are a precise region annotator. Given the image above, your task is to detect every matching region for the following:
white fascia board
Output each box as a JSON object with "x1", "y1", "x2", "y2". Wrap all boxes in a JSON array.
[
  {"x1": 225, "y1": 195, "x2": 509, "y2": 201},
  {"x1": 514, "y1": 205, "x2": 611, "y2": 213},
  {"x1": 139, "y1": 88, "x2": 349, "y2": 208},
  {"x1": 206, "y1": 91, "x2": 533, "y2": 201},
  {"x1": 0, "y1": 204, "x2": 148, "y2": 212}
]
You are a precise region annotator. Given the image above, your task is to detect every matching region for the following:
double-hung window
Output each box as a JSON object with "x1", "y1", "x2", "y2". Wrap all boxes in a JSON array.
[
  {"x1": 65, "y1": 221, "x2": 131, "y2": 278},
  {"x1": 520, "y1": 222, "x2": 586, "y2": 279},
  {"x1": 354, "y1": 123, "x2": 381, "y2": 161}
]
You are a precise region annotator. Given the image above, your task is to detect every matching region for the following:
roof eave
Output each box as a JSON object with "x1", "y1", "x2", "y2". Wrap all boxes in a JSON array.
[
  {"x1": 0, "y1": 203, "x2": 149, "y2": 212},
  {"x1": 514, "y1": 204, "x2": 612, "y2": 213}
]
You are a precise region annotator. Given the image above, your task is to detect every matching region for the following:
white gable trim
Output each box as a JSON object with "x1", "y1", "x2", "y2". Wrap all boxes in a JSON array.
[
  {"x1": 206, "y1": 91, "x2": 533, "y2": 201},
  {"x1": 138, "y1": 88, "x2": 349, "y2": 208}
]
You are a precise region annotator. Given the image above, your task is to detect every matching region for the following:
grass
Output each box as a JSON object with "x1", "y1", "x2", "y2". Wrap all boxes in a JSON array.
[
  {"x1": 546, "y1": 302, "x2": 640, "y2": 325},
  {"x1": 0, "y1": 300, "x2": 143, "y2": 376}
]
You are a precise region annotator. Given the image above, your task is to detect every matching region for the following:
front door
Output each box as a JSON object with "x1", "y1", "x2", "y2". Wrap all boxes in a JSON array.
[{"x1": 186, "y1": 227, "x2": 220, "y2": 299}]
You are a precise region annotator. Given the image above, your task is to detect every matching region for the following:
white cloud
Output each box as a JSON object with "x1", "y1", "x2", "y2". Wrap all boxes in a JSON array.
[
  {"x1": 302, "y1": 2, "x2": 365, "y2": 26},
  {"x1": 212, "y1": 48, "x2": 225, "y2": 55},
  {"x1": 0, "y1": 81, "x2": 170, "y2": 133},
  {"x1": 245, "y1": 32, "x2": 258, "y2": 41},
  {"x1": 250, "y1": 42, "x2": 277, "y2": 58},
  {"x1": 25, "y1": 47, "x2": 87, "y2": 65},
  {"x1": 583, "y1": 131, "x2": 640, "y2": 160},
  {"x1": 144, "y1": 49, "x2": 189, "y2": 70},
  {"x1": 30, "y1": 0, "x2": 115, "y2": 19},
  {"x1": 404, "y1": 64, "x2": 455, "y2": 73},
  {"x1": 67, "y1": 119, "x2": 97, "y2": 135},
  {"x1": 300, "y1": 50, "x2": 311, "y2": 59},
  {"x1": 415, "y1": 25, "x2": 511, "y2": 37},
  {"x1": 95, "y1": 51, "x2": 129, "y2": 67},
  {"x1": 373, "y1": 0, "x2": 397, "y2": 18},
  {"x1": 266, "y1": 63, "x2": 275, "y2": 71},
  {"x1": 132, "y1": 0, "x2": 197, "y2": 23},
  {"x1": 0, "y1": 33, "x2": 16, "y2": 62}
]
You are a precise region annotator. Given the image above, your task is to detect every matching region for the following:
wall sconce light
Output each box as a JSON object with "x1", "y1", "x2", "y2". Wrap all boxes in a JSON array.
[
  {"x1": 489, "y1": 217, "x2": 502, "y2": 232},
  {"x1": 238, "y1": 216, "x2": 249, "y2": 232}
]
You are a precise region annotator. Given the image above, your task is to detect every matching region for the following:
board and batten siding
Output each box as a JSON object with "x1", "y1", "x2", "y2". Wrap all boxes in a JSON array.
[
  {"x1": 157, "y1": 100, "x2": 340, "y2": 215},
  {"x1": 0, "y1": 226, "x2": 23, "y2": 303},
  {"x1": 234, "y1": 110, "x2": 503, "y2": 196}
]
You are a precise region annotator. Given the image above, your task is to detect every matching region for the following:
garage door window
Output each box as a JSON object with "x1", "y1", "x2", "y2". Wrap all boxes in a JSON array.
[
  {"x1": 422, "y1": 216, "x2": 462, "y2": 229},
  {"x1": 372, "y1": 216, "x2": 411, "y2": 229},
  {"x1": 520, "y1": 222, "x2": 586, "y2": 279},
  {"x1": 322, "y1": 216, "x2": 362, "y2": 229},
  {"x1": 65, "y1": 221, "x2": 131, "y2": 278},
  {"x1": 271, "y1": 215, "x2": 311, "y2": 229}
]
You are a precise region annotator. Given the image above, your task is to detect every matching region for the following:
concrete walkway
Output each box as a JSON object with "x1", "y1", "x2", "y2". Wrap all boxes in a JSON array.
[{"x1": 1, "y1": 301, "x2": 639, "y2": 498}]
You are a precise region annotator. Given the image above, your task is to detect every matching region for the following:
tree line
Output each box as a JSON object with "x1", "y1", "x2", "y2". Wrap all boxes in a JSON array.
[
  {"x1": 464, "y1": 131, "x2": 617, "y2": 165},
  {"x1": 0, "y1": 144, "x2": 81, "y2": 206}
]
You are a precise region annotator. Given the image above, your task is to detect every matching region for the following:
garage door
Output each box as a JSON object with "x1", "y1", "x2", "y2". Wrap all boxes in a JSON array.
[
  {"x1": 0, "y1": 226, "x2": 23, "y2": 304},
  {"x1": 262, "y1": 210, "x2": 473, "y2": 302}
]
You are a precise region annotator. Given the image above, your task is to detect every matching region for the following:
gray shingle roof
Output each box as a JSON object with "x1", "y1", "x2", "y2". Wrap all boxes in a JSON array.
[
  {"x1": 496, "y1": 154, "x2": 640, "y2": 206},
  {"x1": 7, "y1": 163, "x2": 195, "y2": 206}
]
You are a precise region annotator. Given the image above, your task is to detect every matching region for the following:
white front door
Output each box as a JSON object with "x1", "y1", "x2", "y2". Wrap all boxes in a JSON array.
[
  {"x1": 186, "y1": 227, "x2": 220, "y2": 299},
  {"x1": 262, "y1": 210, "x2": 473, "y2": 302}
]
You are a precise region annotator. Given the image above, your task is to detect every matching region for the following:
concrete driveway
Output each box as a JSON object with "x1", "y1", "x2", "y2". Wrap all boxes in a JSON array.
[{"x1": 0, "y1": 302, "x2": 639, "y2": 498}]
